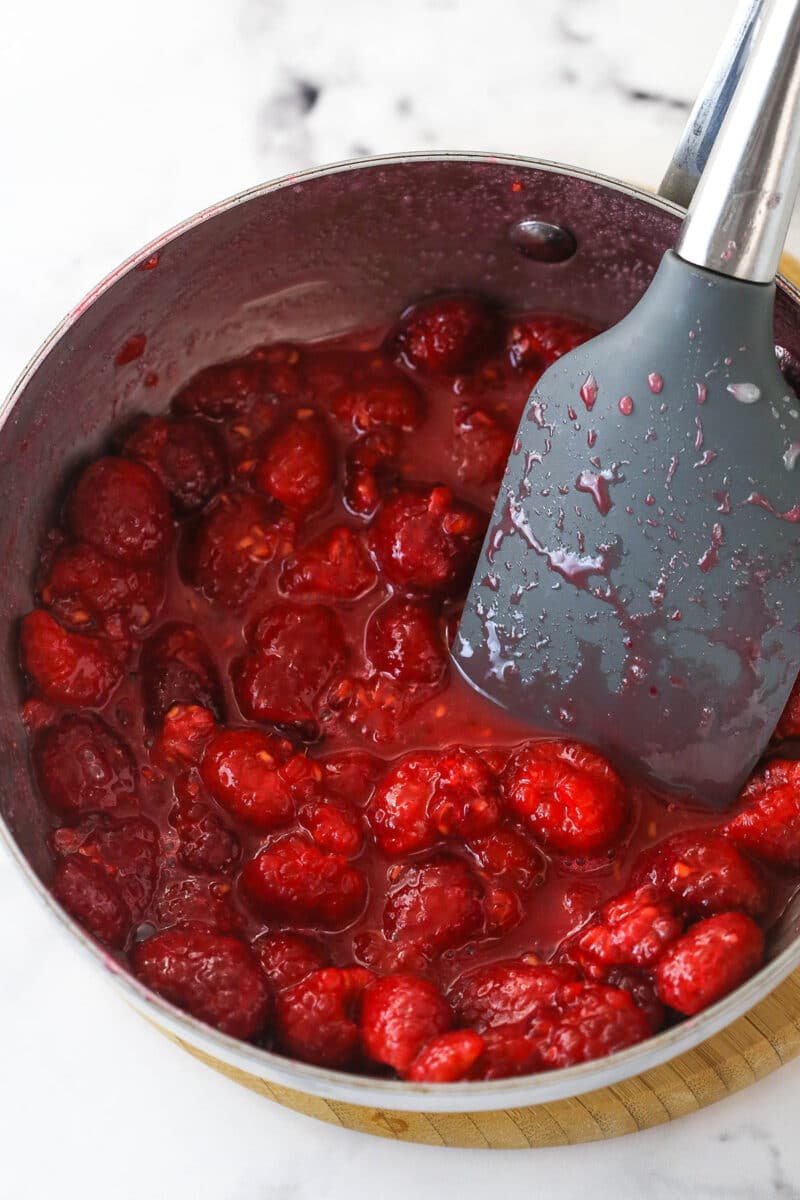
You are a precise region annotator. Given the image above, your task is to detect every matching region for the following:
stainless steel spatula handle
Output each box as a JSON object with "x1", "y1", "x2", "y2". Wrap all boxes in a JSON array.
[{"x1": 676, "y1": 0, "x2": 800, "y2": 283}]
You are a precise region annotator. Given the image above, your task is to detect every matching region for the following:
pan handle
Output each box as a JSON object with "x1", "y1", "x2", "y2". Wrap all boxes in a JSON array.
[{"x1": 659, "y1": 0, "x2": 764, "y2": 208}]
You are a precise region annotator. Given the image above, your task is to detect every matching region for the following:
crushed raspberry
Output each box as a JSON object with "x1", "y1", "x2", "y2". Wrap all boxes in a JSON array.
[
  {"x1": 331, "y1": 372, "x2": 424, "y2": 432},
  {"x1": 253, "y1": 417, "x2": 333, "y2": 514},
  {"x1": 323, "y1": 672, "x2": 433, "y2": 745},
  {"x1": 656, "y1": 912, "x2": 765, "y2": 1015},
  {"x1": 504, "y1": 739, "x2": 627, "y2": 856},
  {"x1": 365, "y1": 597, "x2": 448, "y2": 685},
  {"x1": 395, "y1": 295, "x2": 500, "y2": 374},
  {"x1": 33, "y1": 713, "x2": 137, "y2": 818},
  {"x1": 241, "y1": 834, "x2": 368, "y2": 928},
  {"x1": 181, "y1": 490, "x2": 295, "y2": 609},
  {"x1": 631, "y1": 830, "x2": 767, "y2": 919},
  {"x1": 276, "y1": 966, "x2": 374, "y2": 1067},
  {"x1": 568, "y1": 885, "x2": 683, "y2": 974},
  {"x1": 301, "y1": 798, "x2": 363, "y2": 857},
  {"x1": 536, "y1": 981, "x2": 650, "y2": 1069},
  {"x1": 235, "y1": 603, "x2": 347, "y2": 735},
  {"x1": 507, "y1": 313, "x2": 596, "y2": 370},
  {"x1": 280, "y1": 526, "x2": 377, "y2": 599},
  {"x1": 318, "y1": 751, "x2": 382, "y2": 807},
  {"x1": 603, "y1": 967, "x2": 665, "y2": 1033},
  {"x1": 140, "y1": 621, "x2": 224, "y2": 726},
  {"x1": 133, "y1": 928, "x2": 271, "y2": 1039},
  {"x1": 344, "y1": 429, "x2": 399, "y2": 517},
  {"x1": 21, "y1": 610, "x2": 123, "y2": 707},
  {"x1": 51, "y1": 815, "x2": 160, "y2": 919},
  {"x1": 370, "y1": 486, "x2": 486, "y2": 594},
  {"x1": 466, "y1": 827, "x2": 546, "y2": 892},
  {"x1": 360, "y1": 974, "x2": 451, "y2": 1072},
  {"x1": 427, "y1": 747, "x2": 502, "y2": 839},
  {"x1": 406, "y1": 1029, "x2": 485, "y2": 1082},
  {"x1": 253, "y1": 932, "x2": 328, "y2": 991},
  {"x1": 152, "y1": 875, "x2": 244, "y2": 934},
  {"x1": 199, "y1": 727, "x2": 296, "y2": 831},
  {"x1": 724, "y1": 759, "x2": 800, "y2": 865},
  {"x1": 775, "y1": 675, "x2": 800, "y2": 740},
  {"x1": 152, "y1": 704, "x2": 216, "y2": 767},
  {"x1": 171, "y1": 357, "x2": 294, "y2": 420},
  {"x1": 452, "y1": 404, "x2": 514, "y2": 485},
  {"x1": 383, "y1": 857, "x2": 485, "y2": 956},
  {"x1": 170, "y1": 775, "x2": 241, "y2": 873},
  {"x1": 67, "y1": 457, "x2": 172, "y2": 566},
  {"x1": 52, "y1": 857, "x2": 132, "y2": 948},
  {"x1": 122, "y1": 416, "x2": 226, "y2": 512},
  {"x1": 39, "y1": 540, "x2": 163, "y2": 638}
]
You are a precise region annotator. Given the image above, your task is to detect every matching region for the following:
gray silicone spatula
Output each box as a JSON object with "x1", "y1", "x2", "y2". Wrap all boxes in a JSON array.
[{"x1": 453, "y1": 0, "x2": 800, "y2": 806}]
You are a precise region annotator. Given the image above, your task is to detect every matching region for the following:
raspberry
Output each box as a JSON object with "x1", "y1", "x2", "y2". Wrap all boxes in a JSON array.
[
  {"x1": 452, "y1": 405, "x2": 514, "y2": 486},
  {"x1": 140, "y1": 622, "x2": 224, "y2": 726},
  {"x1": 569, "y1": 886, "x2": 683, "y2": 974},
  {"x1": 775, "y1": 675, "x2": 800, "y2": 739},
  {"x1": 323, "y1": 673, "x2": 431, "y2": 744},
  {"x1": 450, "y1": 960, "x2": 578, "y2": 1031},
  {"x1": 724, "y1": 759, "x2": 800, "y2": 865},
  {"x1": 603, "y1": 967, "x2": 665, "y2": 1033},
  {"x1": 67, "y1": 457, "x2": 172, "y2": 566},
  {"x1": 365, "y1": 597, "x2": 448, "y2": 685},
  {"x1": 21, "y1": 610, "x2": 122, "y2": 707},
  {"x1": 656, "y1": 912, "x2": 765, "y2": 1015},
  {"x1": 199, "y1": 728, "x2": 296, "y2": 831},
  {"x1": 133, "y1": 929, "x2": 271, "y2": 1039},
  {"x1": 366, "y1": 754, "x2": 439, "y2": 855},
  {"x1": 370, "y1": 486, "x2": 486, "y2": 594},
  {"x1": 172, "y1": 357, "x2": 294, "y2": 420},
  {"x1": 383, "y1": 857, "x2": 484, "y2": 955},
  {"x1": 276, "y1": 966, "x2": 374, "y2": 1067},
  {"x1": 181, "y1": 489, "x2": 295, "y2": 609},
  {"x1": 504, "y1": 739, "x2": 627, "y2": 855},
  {"x1": 39, "y1": 540, "x2": 163, "y2": 638},
  {"x1": 537, "y1": 981, "x2": 650, "y2": 1069},
  {"x1": 280, "y1": 526, "x2": 376, "y2": 599},
  {"x1": 253, "y1": 932, "x2": 328, "y2": 991},
  {"x1": 122, "y1": 416, "x2": 227, "y2": 512},
  {"x1": 234, "y1": 603, "x2": 347, "y2": 735},
  {"x1": 466, "y1": 826, "x2": 545, "y2": 891},
  {"x1": 405, "y1": 1030, "x2": 485, "y2": 1082},
  {"x1": 507, "y1": 313, "x2": 596, "y2": 370},
  {"x1": 360, "y1": 974, "x2": 451, "y2": 1072},
  {"x1": 170, "y1": 775, "x2": 241, "y2": 873},
  {"x1": 241, "y1": 835, "x2": 368, "y2": 928},
  {"x1": 33, "y1": 713, "x2": 136, "y2": 818},
  {"x1": 52, "y1": 857, "x2": 131, "y2": 948},
  {"x1": 330, "y1": 372, "x2": 424, "y2": 432},
  {"x1": 395, "y1": 295, "x2": 500, "y2": 374},
  {"x1": 319, "y1": 751, "x2": 382, "y2": 806},
  {"x1": 427, "y1": 747, "x2": 502, "y2": 839},
  {"x1": 253, "y1": 417, "x2": 333, "y2": 514},
  {"x1": 152, "y1": 876, "x2": 244, "y2": 934},
  {"x1": 152, "y1": 704, "x2": 216, "y2": 767},
  {"x1": 51, "y1": 815, "x2": 160, "y2": 919},
  {"x1": 631, "y1": 830, "x2": 767, "y2": 919},
  {"x1": 301, "y1": 799, "x2": 363, "y2": 857},
  {"x1": 344, "y1": 429, "x2": 399, "y2": 517}
]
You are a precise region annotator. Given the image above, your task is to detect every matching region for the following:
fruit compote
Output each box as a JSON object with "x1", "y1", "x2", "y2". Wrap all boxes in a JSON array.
[{"x1": 18, "y1": 292, "x2": 800, "y2": 1084}]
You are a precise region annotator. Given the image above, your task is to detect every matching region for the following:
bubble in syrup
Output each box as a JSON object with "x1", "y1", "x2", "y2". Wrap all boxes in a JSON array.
[
  {"x1": 784, "y1": 442, "x2": 800, "y2": 471},
  {"x1": 647, "y1": 373, "x2": 664, "y2": 394},
  {"x1": 727, "y1": 382, "x2": 761, "y2": 404},
  {"x1": 580, "y1": 374, "x2": 598, "y2": 411},
  {"x1": 618, "y1": 395, "x2": 634, "y2": 416}
]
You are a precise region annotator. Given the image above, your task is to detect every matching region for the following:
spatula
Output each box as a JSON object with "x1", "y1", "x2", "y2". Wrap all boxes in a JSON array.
[{"x1": 453, "y1": 0, "x2": 800, "y2": 805}]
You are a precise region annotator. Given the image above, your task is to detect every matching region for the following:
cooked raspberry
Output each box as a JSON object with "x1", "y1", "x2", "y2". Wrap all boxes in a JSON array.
[
  {"x1": 656, "y1": 912, "x2": 765, "y2": 1015},
  {"x1": 152, "y1": 875, "x2": 244, "y2": 934},
  {"x1": 427, "y1": 747, "x2": 502, "y2": 839},
  {"x1": 52, "y1": 857, "x2": 131, "y2": 948},
  {"x1": 352, "y1": 928, "x2": 430, "y2": 975},
  {"x1": 467, "y1": 827, "x2": 546, "y2": 891},
  {"x1": 140, "y1": 621, "x2": 224, "y2": 726},
  {"x1": 172, "y1": 357, "x2": 293, "y2": 420},
  {"x1": 452, "y1": 404, "x2": 514, "y2": 486},
  {"x1": 21, "y1": 610, "x2": 122, "y2": 707},
  {"x1": 631, "y1": 830, "x2": 767, "y2": 919},
  {"x1": 450, "y1": 960, "x2": 578, "y2": 1031},
  {"x1": 133, "y1": 928, "x2": 271, "y2": 1039},
  {"x1": 365, "y1": 597, "x2": 448, "y2": 685},
  {"x1": 241, "y1": 835, "x2": 368, "y2": 928},
  {"x1": 170, "y1": 775, "x2": 241, "y2": 873},
  {"x1": 67, "y1": 457, "x2": 172, "y2": 566},
  {"x1": 276, "y1": 966, "x2": 374, "y2": 1067},
  {"x1": 504, "y1": 739, "x2": 627, "y2": 855},
  {"x1": 367, "y1": 753, "x2": 440, "y2": 855},
  {"x1": 344, "y1": 429, "x2": 399, "y2": 517},
  {"x1": 152, "y1": 704, "x2": 216, "y2": 767},
  {"x1": 234, "y1": 603, "x2": 347, "y2": 735},
  {"x1": 474, "y1": 1027, "x2": 543, "y2": 1079},
  {"x1": 323, "y1": 673, "x2": 432, "y2": 744},
  {"x1": 319, "y1": 751, "x2": 382, "y2": 806},
  {"x1": 507, "y1": 313, "x2": 596, "y2": 370},
  {"x1": 370, "y1": 486, "x2": 486, "y2": 594},
  {"x1": 51, "y1": 815, "x2": 160, "y2": 918},
  {"x1": 33, "y1": 713, "x2": 136, "y2": 818},
  {"x1": 301, "y1": 799, "x2": 363, "y2": 857},
  {"x1": 253, "y1": 932, "x2": 328, "y2": 991},
  {"x1": 199, "y1": 728, "x2": 296, "y2": 831},
  {"x1": 181, "y1": 489, "x2": 295, "y2": 609},
  {"x1": 724, "y1": 759, "x2": 800, "y2": 865},
  {"x1": 775, "y1": 675, "x2": 800, "y2": 740},
  {"x1": 253, "y1": 417, "x2": 334, "y2": 514},
  {"x1": 484, "y1": 884, "x2": 523, "y2": 935},
  {"x1": 280, "y1": 526, "x2": 377, "y2": 599},
  {"x1": 361, "y1": 974, "x2": 451, "y2": 1072},
  {"x1": 39, "y1": 541, "x2": 163, "y2": 637},
  {"x1": 223, "y1": 397, "x2": 283, "y2": 473},
  {"x1": 330, "y1": 372, "x2": 424, "y2": 432},
  {"x1": 383, "y1": 857, "x2": 484, "y2": 955},
  {"x1": 570, "y1": 886, "x2": 683, "y2": 974},
  {"x1": 537, "y1": 981, "x2": 650, "y2": 1069},
  {"x1": 395, "y1": 295, "x2": 500, "y2": 374},
  {"x1": 122, "y1": 416, "x2": 226, "y2": 512},
  {"x1": 603, "y1": 967, "x2": 665, "y2": 1033},
  {"x1": 405, "y1": 1030, "x2": 485, "y2": 1082}
]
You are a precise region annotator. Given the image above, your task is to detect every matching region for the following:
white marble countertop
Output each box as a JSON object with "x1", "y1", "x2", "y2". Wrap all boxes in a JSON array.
[{"x1": 3, "y1": 1, "x2": 800, "y2": 1196}]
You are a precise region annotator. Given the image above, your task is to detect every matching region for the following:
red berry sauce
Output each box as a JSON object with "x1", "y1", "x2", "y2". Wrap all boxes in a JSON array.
[{"x1": 18, "y1": 293, "x2": 800, "y2": 1083}]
